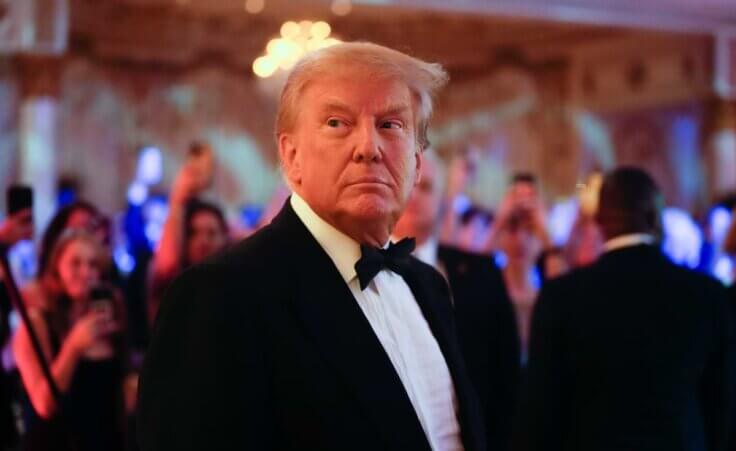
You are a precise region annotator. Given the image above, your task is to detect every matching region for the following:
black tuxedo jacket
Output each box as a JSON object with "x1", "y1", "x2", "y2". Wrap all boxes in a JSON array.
[
  {"x1": 438, "y1": 245, "x2": 521, "y2": 451},
  {"x1": 513, "y1": 244, "x2": 733, "y2": 451},
  {"x1": 137, "y1": 202, "x2": 486, "y2": 451}
]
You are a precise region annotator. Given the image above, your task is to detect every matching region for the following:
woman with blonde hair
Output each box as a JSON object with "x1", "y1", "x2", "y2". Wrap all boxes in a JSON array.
[{"x1": 13, "y1": 230, "x2": 126, "y2": 451}]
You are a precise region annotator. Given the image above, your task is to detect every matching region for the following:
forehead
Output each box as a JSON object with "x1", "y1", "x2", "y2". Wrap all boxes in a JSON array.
[
  {"x1": 60, "y1": 240, "x2": 95, "y2": 258},
  {"x1": 300, "y1": 68, "x2": 413, "y2": 114}
]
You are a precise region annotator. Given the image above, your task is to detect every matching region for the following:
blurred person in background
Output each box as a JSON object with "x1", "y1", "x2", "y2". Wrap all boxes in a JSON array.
[
  {"x1": 484, "y1": 174, "x2": 567, "y2": 282},
  {"x1": 563, "y1": 215, "x2": 603, "y2": 269},
  {"x1": 22, "y1": 202, "x2": 102, "y2": 312},
  {"x1": 147, "y1": 141, "x2": 229, "y2": 325},
  {"x1": 514, "y1": 167, "x2": 732, "y2": 451},
  {"x1": 564, "y1": 172, "x2": 604, "y2": 269},
  {"x1": 13, "y1": 230, "x2": 127, "y2": 451},
  {"x1": 726, "y1": 211, "x2": 736, "y2": 451},
  {"x1": 394, "y1": 151, "x2": 520, "y2": 451},
  {"x1": 0, "y1": 185, "x2": 34, "y2": 450},
  {"x1": 439, "y1": 150, "x2": 477, "y2": 249},
  {"x1": 484, "y1": 174, "x2": 565, "y2": 363}
]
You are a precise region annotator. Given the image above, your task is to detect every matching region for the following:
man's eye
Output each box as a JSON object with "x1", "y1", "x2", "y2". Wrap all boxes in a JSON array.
[
  {"x1": 380, "y1": 121, "x2": 402, "y2": 129},
  {"x1": 327, "y1": 119, "x2": 343, "y2": 128}
]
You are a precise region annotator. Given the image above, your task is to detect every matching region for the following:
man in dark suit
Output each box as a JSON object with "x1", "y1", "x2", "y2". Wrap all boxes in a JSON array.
[
  {"x1": 137, "y1": 42, "x2": 485, "y2": 451},
  {"x1": 513, "y1": 167, "x2": 733, "y2": 451},
  {"x1": 394, "y1": 151, "x2": 521, "y2": 451}
]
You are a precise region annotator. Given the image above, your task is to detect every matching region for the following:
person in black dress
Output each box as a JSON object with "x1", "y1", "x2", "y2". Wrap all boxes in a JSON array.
[{"x1": 13, "y1": 230, "x2": 126, "y2": 451}]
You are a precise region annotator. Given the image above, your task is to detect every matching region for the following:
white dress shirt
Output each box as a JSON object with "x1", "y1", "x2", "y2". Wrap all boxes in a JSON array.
[
  {"x1": 291, "y1": 194, "x2": 464, "y2": 451},
  {"x1": 603, "y1": 233, "x2": 656, "y2": 253}
]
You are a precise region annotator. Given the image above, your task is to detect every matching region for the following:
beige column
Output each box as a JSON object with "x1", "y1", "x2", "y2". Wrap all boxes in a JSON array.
[
  {"x1": 703, "y1": 96, "x2": 736, "y2": 199},
  {"x1": 14, "y1": 55, "x2": 62, "y2": 235}
]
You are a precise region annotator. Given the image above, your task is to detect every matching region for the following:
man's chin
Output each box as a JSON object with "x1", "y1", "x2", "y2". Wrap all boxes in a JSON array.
[{"x1": 340, "y1": 195, "x2": 397, "y2": 223}]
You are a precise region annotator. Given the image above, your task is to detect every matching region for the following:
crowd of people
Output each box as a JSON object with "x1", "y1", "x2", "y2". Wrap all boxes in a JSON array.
[{"x1": 1, "y1": 41, "x2": 735, "y2": 451}]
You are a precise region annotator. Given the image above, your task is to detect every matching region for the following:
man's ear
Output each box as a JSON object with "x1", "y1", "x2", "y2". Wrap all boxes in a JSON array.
[
  {"x1": 278, "y1": 133, "x2": 302, "y2": 187},
  {"x1": 413, "y1": 148, "x2": 423, "y2": 187}
]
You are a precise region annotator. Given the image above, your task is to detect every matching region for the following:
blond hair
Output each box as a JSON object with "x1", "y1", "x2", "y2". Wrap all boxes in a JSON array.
[
  {"x1": 275, "y1": 42, "x2": 448, "y2": 151},
  {"x1": 41, "y1": 229, "x2": 109, "y2": 304}
]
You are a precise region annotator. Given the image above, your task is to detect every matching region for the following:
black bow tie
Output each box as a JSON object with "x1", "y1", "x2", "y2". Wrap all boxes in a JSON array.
[{"x1": 354, "y1": 237, "x2": 416, "y2": 290}]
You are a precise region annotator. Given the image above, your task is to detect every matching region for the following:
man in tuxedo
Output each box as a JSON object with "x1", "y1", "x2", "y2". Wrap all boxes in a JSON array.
[
  {"x1": 393, "y1": 152, "x2": 520, "y2": 451},
  {"x1": 513, "y1": 167, "x2": 733, "y2": 451},
  {"x1": 137, "y1": 42, "x2": 485, "y2": 451}
]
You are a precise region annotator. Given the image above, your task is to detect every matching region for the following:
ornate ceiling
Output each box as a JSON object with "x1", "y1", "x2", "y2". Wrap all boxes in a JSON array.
[{"x1": 69, "y1": 0, "x2": 640, "y2": 77}]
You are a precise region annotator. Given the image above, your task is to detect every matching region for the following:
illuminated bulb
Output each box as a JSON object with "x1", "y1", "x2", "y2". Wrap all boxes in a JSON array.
[
  {"x1": 253, "y1": 56, "x2": 278, "y2": 78},
  {"x1": 310, "y1": 21, "x2": 331, "y2": 40},
  {"x1": 280, "y1": 21, "x2": 300, "y2": 39},
  {"x1": 254, "y1": 19, "x2": 342, "y2": 78},
  {"x1": 298, "y1": 21, "x2": 313, "y2": 37},
  {"x1": 331, "y1": 0, "x2": 352, "y2": 16},
  {"x1": 244, "y1": 0, "x2": 264, "y2": 14},
  {"x1": 266, "y1": 38, "x2": 285, "y2": 56},
  {"x1": 273, "y1": 39, "x2": 296, "y2": 60}
]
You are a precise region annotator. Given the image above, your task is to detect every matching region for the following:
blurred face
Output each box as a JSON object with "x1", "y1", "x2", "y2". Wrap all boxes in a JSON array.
[
  {"x1": 56, "y1": 240, "x2": 100, "y2": 302},
  {"x1": 187, "y1": 211, "x2": 227, "y2": 265},
  {"x1": 499, "y1": 223, "x2": 542, "y2": 266},
  {"x1": 393, "y1": 156, "x2": 443, "y2": 244},
  {"x1": 280, "y1": 68, "x2": 422, "y2": 244}
]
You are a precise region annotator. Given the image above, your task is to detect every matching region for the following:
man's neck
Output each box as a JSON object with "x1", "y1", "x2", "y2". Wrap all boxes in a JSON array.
[
  {"x1": 338, "y1": 222, "x2": 390, "y2": 248},
  {"x1": 292, "y1": 192, "x2": 392, "y2": 247}
]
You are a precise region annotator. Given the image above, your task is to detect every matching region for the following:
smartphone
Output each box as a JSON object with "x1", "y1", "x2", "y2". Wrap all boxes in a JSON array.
[
  {"x1": 187, "y1": 141, "x2": 215, "y2": 191},
  {"x1": 7, "y1": 185, "x2": 33, "y2": 216},
  {"x1": 89, "y1": 286, "x2": 115, "y2": 322}
]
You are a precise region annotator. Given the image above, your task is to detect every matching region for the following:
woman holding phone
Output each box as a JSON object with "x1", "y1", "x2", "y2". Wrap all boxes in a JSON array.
[
  {"x1": 13, "y1": 230, "x2": 126, "y2": 451},
  {"x1": 147, "y1": 141, "x2": 229, "y2": 324}
]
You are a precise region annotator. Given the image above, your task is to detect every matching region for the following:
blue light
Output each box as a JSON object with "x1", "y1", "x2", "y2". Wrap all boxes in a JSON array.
[
  {"x1": 661, "y1": 208, "x2": 702, "y2": 269},
  {"x1": 136, "y1": 146, "x2": 163, "y2": 186},
  {"x1": 127, "y1": 182, "x2": 148, "y2": 207},
  {"x1": 548, "y1": 198, "x2": 578, "y2": 246},
  {"x1": 113, "y1": 246, "x2": 136, "y2": 274},
  {"x1": 241, "y1": 205, "x2": 263, "y2": 229},
  {"x1": 708, "y1": 206, "x2": 732, "y2": 246},
  {"x1": 713, "y1": 255, "x2": 733, "y2": 286}
]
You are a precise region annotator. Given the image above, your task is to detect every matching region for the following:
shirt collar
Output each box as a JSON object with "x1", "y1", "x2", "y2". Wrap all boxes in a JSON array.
[
  {"x1": 413, "y1": 236, "x2": 439, "y2": 268},
  {"x1": 290, "y1": 193, "x2": 361, "y2": 283},
  {"x1": 603, "y1": 233, "x2": 657, "y2": 253}
]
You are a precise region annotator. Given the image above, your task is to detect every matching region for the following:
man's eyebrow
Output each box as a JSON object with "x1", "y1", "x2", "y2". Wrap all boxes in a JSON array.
[
  {"x1": 319, "y1": 101, "x2": 355, "y2": 116},
  {"x1": 318, "y1": 101, "x2": 412, "y2": 117}
]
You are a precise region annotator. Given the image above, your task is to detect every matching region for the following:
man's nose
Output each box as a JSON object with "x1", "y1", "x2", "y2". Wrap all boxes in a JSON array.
[{"x1": 353, "y1": 122, "x2": 381, "y2": 163}]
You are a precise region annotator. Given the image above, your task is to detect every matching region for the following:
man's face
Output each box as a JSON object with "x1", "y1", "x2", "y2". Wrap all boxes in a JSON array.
[
  {"x1": 280, "y1": 69, "x2": 421, "y2": 238},
  {"x1": 393, "y1": 156, "x2": 442, "y2": 243}
]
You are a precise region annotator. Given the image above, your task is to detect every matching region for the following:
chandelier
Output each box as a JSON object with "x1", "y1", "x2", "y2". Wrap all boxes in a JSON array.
[{"x1": 252, "y1": 20, "x2": 342, "y2": 79}]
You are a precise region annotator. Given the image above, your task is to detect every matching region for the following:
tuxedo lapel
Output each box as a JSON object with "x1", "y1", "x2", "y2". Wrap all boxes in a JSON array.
[
  {"x1": 400, "y1": 262, "x2": 486, "y2": 451},
  {"x1": 269, "y1": 203, "x2": 432, "y2": 451}
]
